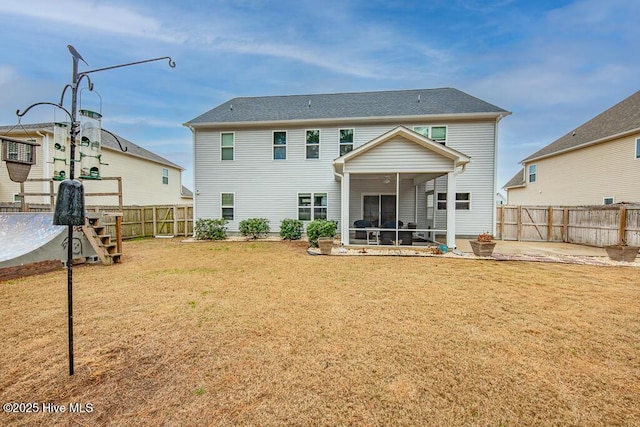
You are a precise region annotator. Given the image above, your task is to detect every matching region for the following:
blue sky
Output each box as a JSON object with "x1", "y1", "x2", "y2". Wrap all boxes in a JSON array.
[{"x1": 1, "y1": 0, "x2": 638, "y2": 192}]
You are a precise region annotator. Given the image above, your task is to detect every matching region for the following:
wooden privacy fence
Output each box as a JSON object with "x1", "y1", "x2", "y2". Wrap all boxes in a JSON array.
[
  {"x1": 496, "y1": 205, "x2": 640, "y2": 247},
  {"x1": 0, "y1": 203, "x2": 193, "y2": 240}
]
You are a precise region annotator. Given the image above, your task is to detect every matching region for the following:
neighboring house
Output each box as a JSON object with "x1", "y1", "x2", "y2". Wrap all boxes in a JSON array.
[
  {"x1": 504, "y1": 90, "x2": 640, "y2": 206},
  {"x1": 185, "y1": 88, "x2": 510, "y2": 247},
  {"x1": 0, "y1": 122, "x2": 187, "y2": 207},
  {"x1": 496, "y1": 192, "x2": 506, "y2": 205}
]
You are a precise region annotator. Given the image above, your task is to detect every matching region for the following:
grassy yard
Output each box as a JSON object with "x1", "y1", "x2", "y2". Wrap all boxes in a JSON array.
[{"x1": 1, "y1": 239, "x2": 639, "y2": 426}]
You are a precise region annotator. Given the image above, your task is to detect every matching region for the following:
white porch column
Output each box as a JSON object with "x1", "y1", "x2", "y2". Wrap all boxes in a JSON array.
[
  {"x1": 341, "y1": 172, "x2": 350, "y2": 245},
  {"x1": 446, "y1": 171, "x2": 457, "y2": 248}
]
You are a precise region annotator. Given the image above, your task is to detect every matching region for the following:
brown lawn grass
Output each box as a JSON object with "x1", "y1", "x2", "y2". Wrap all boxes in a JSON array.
[{"x1": 1, "y1": 238, "x2": 639, "y2": 426}]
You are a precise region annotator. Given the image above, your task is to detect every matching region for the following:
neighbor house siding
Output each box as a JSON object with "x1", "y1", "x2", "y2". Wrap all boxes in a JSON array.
[{"x1": 507, "y1": 133, "x2": 640, "y2": 205}]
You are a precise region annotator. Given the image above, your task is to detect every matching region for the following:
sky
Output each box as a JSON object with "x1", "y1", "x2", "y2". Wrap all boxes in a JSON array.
[{"x1": 0, "y1": 0, "x2": 638, "y2": 193}]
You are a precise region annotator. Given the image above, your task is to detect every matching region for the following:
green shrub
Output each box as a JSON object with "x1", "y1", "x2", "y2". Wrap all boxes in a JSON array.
[
  {"x1": 279, "y1": 218, "x2": 303, "y2": 240},
  {"x1": 194, "y1": 218, "x2": 228, "y2": 240},
  {"x1": 239, "y1": 218, "x2": 270, "y2": 240},
  {"x1": 306, "y1": 219, "x2": 337, "y2": 247}
]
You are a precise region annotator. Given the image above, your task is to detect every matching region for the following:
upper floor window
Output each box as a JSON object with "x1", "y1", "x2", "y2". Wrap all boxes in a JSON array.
[
  {"x1": 528, "y1": 164, "x2": 537, "y2": 183},
  {"x1": 162, "y1": 168, "x2": 169, "y2": 185},
  {"x1": 273, "y1": 131, "x2": 287, "y2": 160},
  {"x1": 413, "y1": 125, "x2": 447, "y2": 144},
  {"x1": 306, "y1": 129, "x2": 320, "y2": 159},
  {"x1": 636, "y1": 138, "x2": 640, "y2": 159},
  {"x1": 221, "y1": 132, "x2": 234, "y2": 161},
  {"x1": 339, "y1": 129, "x2": 354, "y2": 156}
]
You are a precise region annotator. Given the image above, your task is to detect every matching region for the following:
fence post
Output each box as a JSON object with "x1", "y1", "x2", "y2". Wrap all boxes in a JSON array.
[
  {"x1": 619, "y1": 205, "x2": 627, "y2": 245},
  {"x1": 563, "y1": 208, "x2": 569, "y2": 243},
  {"x1": 516, "y1": 206, "x2": 522, "y2": 241},
  {"x1": 547, "y1": 206, "x2": 553, "y2": 241}
]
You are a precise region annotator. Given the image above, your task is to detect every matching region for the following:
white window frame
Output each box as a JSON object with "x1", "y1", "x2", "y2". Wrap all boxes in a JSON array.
[
  {"x1": 13, "y1": 193, "x2": 21, "y2": 203},
  {"x1": 603, "y1": 197, "x2": 614, "y2": 205},
  {"x1": 221, "y1": 192, "x2": 235, "y2": 220},
  {"x1": 636, "y1": 138, "x2": 640, "y2": 159},
  {"x1": 413, "y1": 125, "x2": 448, "y2": 144},
  {"x1": 528, "y1": 164, "x2": 537, "y2": 183},
  {"x1": 273, "y1": 130, "x2": 287, "y2": 160},
  {"x1": 297, "y1": 192, "x2": 328, "y2": 221},
  {"x1": 221, "y1": 132, "x2": 234, "y2": 161},
  {"x1": 436, "y1": 192, "x2": 471, "y2": 210},
  {"x1": 305, "y1": 129, "x2": 320, "y2": 160},
  {"x1": 162, "y1": 168, "x2": 169, "y2": 185},
  {"x1": 339, "y1": 128, "x2": 354, "y2": 156}
]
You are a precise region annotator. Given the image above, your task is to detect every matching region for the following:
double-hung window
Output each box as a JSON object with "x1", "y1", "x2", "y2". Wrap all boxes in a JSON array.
[
  {"x1": 636, "y1": 138, "x2": 640, "y2": 159},
  {"x1": 221, "y1": 132, "x2": 234, "y2": 161},
  {"x1": 221, "y1": 193, "x2": 235, "y2": 220},
  {"x1": 298, "y1": 192, "x2": 327, "y2": 220},
  {"x1": 306, "y1": 130, "x2": 320, "y2": 159},
  {"x1": 437, "y1": 192, "x2": 471, "y2": 210},
  {"x1": 339, "y1": 129, "x2": 354, "y2": 156},
  {"x1": 273, "y1": 131, "x2": 287, "y2": 160},
  {"x1": 413, "y1": 126, "x2": 447, "y2": 144},
  {"x1": 162, "y1": 168, "x2": 169, "y2": 185},
  {"x1": 528, "y1": 164, "x2": 537, "y2": 183}
]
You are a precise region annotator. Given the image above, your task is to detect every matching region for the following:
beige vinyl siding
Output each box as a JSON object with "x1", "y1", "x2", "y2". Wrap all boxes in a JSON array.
[{"x1": 508, "y1": 133, "x2": 640, "y2": 205}]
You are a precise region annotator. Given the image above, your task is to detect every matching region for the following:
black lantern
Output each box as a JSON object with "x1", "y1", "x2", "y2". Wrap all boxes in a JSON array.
[{"x1": 1, "y1": 136, "x2": 40, "y2": 182}]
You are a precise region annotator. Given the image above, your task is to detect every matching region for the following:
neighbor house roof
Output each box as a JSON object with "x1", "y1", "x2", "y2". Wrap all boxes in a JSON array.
[
  {"x1": 522, "y1": 90, "x2": 640, "y2": 162},
  {"x1": 185, "y1": 87, "x2": 510, "y2": 126},
  {"x1": 0, "y1": 123, "x2": 183, "y2": 170},
  {"x1": 503, "y1": 168, "x2": 525, "y2": 189}
]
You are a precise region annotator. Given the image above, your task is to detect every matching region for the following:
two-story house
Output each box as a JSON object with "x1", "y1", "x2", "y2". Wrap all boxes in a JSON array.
[
  {"x1": 185, "y1": 88, "x2": 510, "y2": 248},
  {"x1": 1, "y1": 122, "x2": 186, "y2": 207},
  {"x1": 504, "y1": 90, "x2": 640, "y2": 206}
]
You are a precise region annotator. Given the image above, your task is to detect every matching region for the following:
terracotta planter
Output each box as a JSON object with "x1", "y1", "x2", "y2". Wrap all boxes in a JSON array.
[
  {"x1": 470, "y1": 240, "x2": 497, "y2": 257},
  {"x1": 317, "y1": 237, "x2": 334, "y2": 255},
  {"x1": 604, "y1": 245, "x2": 639, "y2": 262}
]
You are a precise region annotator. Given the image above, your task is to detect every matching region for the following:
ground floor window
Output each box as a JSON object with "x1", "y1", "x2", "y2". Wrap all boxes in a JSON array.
[
  {"x1": 221, "y1": 193, "x2": 235, "y2": 220},
  {"x1": 298, "y1": 192, "x2": 327, "y2": 220},
  {"x1": 603, "y1": 197, "x2": 614, "y2": 205},
  {"x1": 437, "y1": 192, "x2": 471, "y2": 210}
]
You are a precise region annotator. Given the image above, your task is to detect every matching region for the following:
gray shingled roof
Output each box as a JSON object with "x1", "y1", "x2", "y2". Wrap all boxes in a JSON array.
[
  {"x1": 185, "y1": 87, "x2": 509, "y2": 125},
  {"x1": 523, "y1": 90, "x2": 640, "y2": 162},
  {"x1": 503, "y1": 168, "x2": 525, "y2": 189},
  {"x1": 0, "y1": 122, "x2": 183, "y2": 170}
]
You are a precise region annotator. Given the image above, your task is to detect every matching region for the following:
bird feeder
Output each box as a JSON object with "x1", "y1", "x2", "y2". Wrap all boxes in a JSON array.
[
  {"x1": 53, "y1": 179, "x2": 85, "y2": 226},
  {"x1": 78, "y1": 109, "x2": 102, "y2": 180},
  {"x1": 1, "y1": 136, "x2": 40, "y2": 183},
  {"x1": 52, "y1": 122, "x2": 70, "y2": 181}
]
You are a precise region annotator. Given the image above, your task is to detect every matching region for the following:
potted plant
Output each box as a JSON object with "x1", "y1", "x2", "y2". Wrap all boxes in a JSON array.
[
  {"x1": 469, "y1": 232, "x2": 497, "y2": 257},
  {"x1": 604, "y1": 239, "x2": 639, "y2": 262},
  {"x1": 306, "y1": 219, "x2": 337, "y2": 255}
]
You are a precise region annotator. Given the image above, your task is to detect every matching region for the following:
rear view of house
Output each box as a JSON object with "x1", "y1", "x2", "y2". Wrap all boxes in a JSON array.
[{"x1": 185, "y1": 88, "x2": 510, "y2": 247}]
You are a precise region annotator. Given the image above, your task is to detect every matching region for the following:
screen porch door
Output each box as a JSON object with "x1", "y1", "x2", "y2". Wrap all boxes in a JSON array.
[{"x1": 363, "y1": 194, "x2": 396, "y2": 227}]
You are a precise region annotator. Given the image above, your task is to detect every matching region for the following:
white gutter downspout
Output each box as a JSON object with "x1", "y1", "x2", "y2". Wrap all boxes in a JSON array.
[
  {"x1": 36, "y1": 130, "x2": 48, "y2": 205},
  {"x1": 187, "y1": 125, "x2": 197, "y2": 237}
]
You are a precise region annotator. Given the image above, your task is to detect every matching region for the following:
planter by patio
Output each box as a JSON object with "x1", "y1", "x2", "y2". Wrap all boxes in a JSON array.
[
  {"x1": 317, "y1": 237, "x2": 334, "y2": 255},
  {"x1": 604, "y1": 245, "x2": 639, "y2": 262},
  {"x1": 469, "y1": 240, "x2": 497, "y2": 257}
]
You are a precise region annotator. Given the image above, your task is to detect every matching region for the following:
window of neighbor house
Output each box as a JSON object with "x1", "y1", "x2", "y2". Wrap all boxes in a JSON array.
[
  {"x1": 162, "y1": 168, "x2": 169, "y2": 185},
  {"x1": 603, "y1": 197, "x2": 614, "y2": 205},
  {"x1": 437, "y1": 192, "x2": 471, "y2": 210},
  {"x1": 306, "y1": 130, "x2": 320, "y2": 159},
  {"x1": 298, "y1": 192, "x2": 327, "y2": 220},
  {"x1": 339, "y1": 129, "x2": 354, "y2": 156},
  {"x1": 413, "y1": 126, "x2": 447, "y2": 144},
  {"x1": 13, "y1": 193, "x2": 21, "y2": 203},
  {"x1": 636, "y1": 138, "x2": 640, "y2": 159},
  {"x1": 528, "y1": 164, "x2": 537, "y2": 183},
  {"x1": 221, "y1": 193, "x2": 235, "y2": 220},
  {"x1": 221, "y1": 132, "x2": 234, "y2": 161},
  {"x1": 273, "y1": 131, "x2": 287, "y2": 160}
]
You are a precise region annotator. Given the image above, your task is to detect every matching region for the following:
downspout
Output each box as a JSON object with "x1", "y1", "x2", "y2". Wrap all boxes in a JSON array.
[{"x1": 188, "y1": 125, "x2": 197, "y2": 237}]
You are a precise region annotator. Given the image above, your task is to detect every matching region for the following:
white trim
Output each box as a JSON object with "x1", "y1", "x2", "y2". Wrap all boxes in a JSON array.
[
  {"x1": 636, "y1": 138, "x2": 640, "y2": 159},
  {"x1": 220, "y1": 131, "x2": 235, "y2": 161},
  {"x1": 339, "y1": 128, "x2": 355, "y2": 157},
  {"x1": 528, "y1": 164, "x2": 537, "y2": 183},
  {"x1": 412, "y1": 124, "x2": 448, "y2": 145},
  {"x1": 603, "y1": 196, "x2": 615, "y2": 205},
  {"x1": 221, "y1": 192, "x2": 235, "y2": 220},
  {"x1": 297, "y1": 191, "x2": 328, "y2": 221},
  {"x1": 305, "y1": 128, "x2": 321, "y2": 160},
  {"x1": 272, "y1": 130, "x2": 287, "y2": 160}
]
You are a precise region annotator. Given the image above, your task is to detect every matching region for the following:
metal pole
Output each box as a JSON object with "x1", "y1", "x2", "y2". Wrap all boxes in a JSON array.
[{"x1": 67, "y1": 54, "x2": 79, "y2": 376}]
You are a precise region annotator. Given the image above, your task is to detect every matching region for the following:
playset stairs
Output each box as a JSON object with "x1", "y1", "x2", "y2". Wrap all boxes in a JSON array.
[{"x1": 82, "y1": 213, "x2": 122, "y2": 265}]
